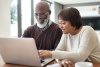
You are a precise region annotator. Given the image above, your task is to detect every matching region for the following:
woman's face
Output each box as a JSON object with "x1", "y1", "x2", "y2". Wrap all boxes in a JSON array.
[{"x1": 58, "y1": 17, "x2": 75, "y2": 34}]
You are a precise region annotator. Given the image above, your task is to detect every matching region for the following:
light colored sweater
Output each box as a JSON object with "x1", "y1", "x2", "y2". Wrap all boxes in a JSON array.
[{"x1": 52, "y1": 26, "x2": 100, "y2": 63}]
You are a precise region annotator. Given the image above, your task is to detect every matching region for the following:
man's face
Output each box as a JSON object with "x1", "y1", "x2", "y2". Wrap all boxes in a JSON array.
[{"x1": 35, "y1": 9, "x2": 49, "y2": 24}]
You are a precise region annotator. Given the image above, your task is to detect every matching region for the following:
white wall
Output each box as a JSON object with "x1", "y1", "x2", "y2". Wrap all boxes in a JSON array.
[
  {"x1": 0, "y1": 0, "x2": 10, "y2": 37},
  {"x1": 54, "y1": 2, "x2": 63, "y2": 23},
  {"x1": 53, "y1": 0, "x2": 100, "y2": 5}
]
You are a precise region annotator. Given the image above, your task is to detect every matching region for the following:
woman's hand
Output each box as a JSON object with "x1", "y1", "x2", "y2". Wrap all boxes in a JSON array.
[
  {"x1": 59, "y1": 59, "x2": 74, "y2": 67},
  {"x1": 38, "y1": 50, "x2": 52, "y2": 60}
]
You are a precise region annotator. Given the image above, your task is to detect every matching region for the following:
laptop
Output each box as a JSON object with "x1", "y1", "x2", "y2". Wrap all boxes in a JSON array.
[{"x1": 0, "y1": 38, "x2": 54, "y2": 67}]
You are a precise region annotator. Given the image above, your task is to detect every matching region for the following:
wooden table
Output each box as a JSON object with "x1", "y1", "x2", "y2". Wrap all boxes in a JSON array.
[{"x1": 0, "y1": 55, "x2": 100, "y2": 67}]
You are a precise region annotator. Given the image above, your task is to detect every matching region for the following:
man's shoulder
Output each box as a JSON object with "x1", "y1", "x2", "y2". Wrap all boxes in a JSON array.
[
  {"x1": 26, "y1": 24, "x2": 37, "y2": 29},
  {"x1": 51, "y1": 22, "x2": 59, "y2": 27},
  {"x1": 52, "y1": 22, "x2": 58, "y2": 25},
  {"x1": 50, "y1": 22, "x2": 62, "y2": 32}
]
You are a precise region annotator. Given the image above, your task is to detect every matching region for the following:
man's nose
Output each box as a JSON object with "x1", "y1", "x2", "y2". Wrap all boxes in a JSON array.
[{"x1": 37, "y1": 15, "x2": 42, "y2": 19}]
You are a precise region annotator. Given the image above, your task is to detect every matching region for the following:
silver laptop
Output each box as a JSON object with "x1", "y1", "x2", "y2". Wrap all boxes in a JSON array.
[{"x1": 0, "y1": 38, "x2": 54, "y2": 67}]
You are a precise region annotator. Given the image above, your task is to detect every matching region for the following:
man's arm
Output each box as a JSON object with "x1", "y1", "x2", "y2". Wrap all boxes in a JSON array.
[{"x1": 54, "y1": 27, "x2": 62, "y2": 49}]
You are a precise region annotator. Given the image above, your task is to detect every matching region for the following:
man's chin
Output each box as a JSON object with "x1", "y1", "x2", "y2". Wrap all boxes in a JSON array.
[{"x1": 38, "y1": 21, "x2": 44, "y2": 24}]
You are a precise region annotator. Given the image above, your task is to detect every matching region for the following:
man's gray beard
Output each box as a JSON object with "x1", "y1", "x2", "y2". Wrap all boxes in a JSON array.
[{"x1": 37, "y1": 16, "x2": 50, "y2": 28}]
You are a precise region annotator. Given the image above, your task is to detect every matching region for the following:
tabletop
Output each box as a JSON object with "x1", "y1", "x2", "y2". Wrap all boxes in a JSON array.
[{"x1": 0, "y1": 55, "x2": 100, "y2": 67}]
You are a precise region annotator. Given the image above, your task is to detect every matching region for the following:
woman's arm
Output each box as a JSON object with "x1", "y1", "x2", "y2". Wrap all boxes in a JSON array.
[
  {"x1": 39, "y1": 27, "x2": 99, "y2": 63},
  {"x1": 52, "y1": 28, "x2": 97, "y2": 63}
]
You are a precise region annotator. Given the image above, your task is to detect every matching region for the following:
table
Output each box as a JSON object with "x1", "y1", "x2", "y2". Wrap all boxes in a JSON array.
[{"x1": 0, "y1": 55, "x2": 100, "y2": 67}]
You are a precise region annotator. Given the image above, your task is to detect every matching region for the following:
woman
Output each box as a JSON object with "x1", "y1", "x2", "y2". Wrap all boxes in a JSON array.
[{"x1": 39, "y1": 7, "x2": 100, "y2": 67}]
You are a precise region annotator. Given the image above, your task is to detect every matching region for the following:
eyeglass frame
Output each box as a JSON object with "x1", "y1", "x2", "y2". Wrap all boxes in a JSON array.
[{"x1": 35, "y1": 12, "x2": 48, "y2": 17}]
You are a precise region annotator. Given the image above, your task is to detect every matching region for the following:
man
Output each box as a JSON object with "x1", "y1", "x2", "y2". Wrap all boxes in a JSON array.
[{"x1": 22, "y1": 1, "x2": 62, "y2": 50}]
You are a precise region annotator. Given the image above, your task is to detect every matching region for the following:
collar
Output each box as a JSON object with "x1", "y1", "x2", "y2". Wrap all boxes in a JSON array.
[{"x1": 40, "y1": 20, "x2": 52, "y2": 31}]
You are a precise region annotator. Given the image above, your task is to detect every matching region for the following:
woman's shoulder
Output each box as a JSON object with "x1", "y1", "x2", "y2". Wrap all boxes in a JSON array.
[
  {"x1": 83, "y1": 26, "x2": 93, "y2": 29},
  {"x1": 81, "y1": 26, "x2": 96, "y2": 36},
  {"x1": 82, "y1": 26, "x2": 94, "y2": 32}
]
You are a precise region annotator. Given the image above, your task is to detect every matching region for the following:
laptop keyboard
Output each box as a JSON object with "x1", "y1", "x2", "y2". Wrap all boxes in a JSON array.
[
  {"x1": 41, "y1": 58, "x2": 54, "y2": 66},
  {"x1": 41, "y1": 60, "x2": 44, "y2": 63}
]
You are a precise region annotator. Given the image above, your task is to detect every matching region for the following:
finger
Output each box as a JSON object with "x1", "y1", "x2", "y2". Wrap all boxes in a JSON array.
[
  {"x1": 39, "y1": 51, "x2": 45, "y2": 56},
  {"x1": 59, "y1": 61, "x2": 63, "y2": 67},
  {"x1": 63, "y1": 62, "x2": 68, "y2": 67},
  {"x1": 68, "y1": 64, "x2": 72, "y2": 67},
  {"x1": 40, "y1": 55, "x2": 44, "y2": 60},
  {"x1": 68, "y1": 63, "x2": 74, "y2": 67},
  {"x1": 62, "y1": 60, "x2": 68, "y2": 67},
  {"x1": 59, "y1": 63, "x2": 63, "y2": 67},
  {"x1": 38, "y1": 50, "x2": 42, "y2": 53},
  {"x1": 38, "y1": 51, "x2": 42, "y2": 56},
  {"x1": 39, "y1": 53, "x2": 44, "y2": 59},
  {"x1": 63, "y1": 63, "x2": 68, "y2": 67},
  {"x1": 72, "y1": 64, "x2": 75, "y2": 67},
  {"x1": 66, "y1": 60, "x2": 71, "y2": 64},
  {"x1": 65, "y1": 60, "x2": 73, "y2": 67},
  {"x1": 59, "y1": 61, "x2": 62, "y2": 66},
  {"x1": 39, "y1": 50, "x2": 43, "y2": 53}
]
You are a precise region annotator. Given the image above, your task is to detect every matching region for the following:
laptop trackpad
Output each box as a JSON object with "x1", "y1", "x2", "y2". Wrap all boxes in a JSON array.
[{"x1": 41, "y1": 58, "x2": 54, "y2": 66}]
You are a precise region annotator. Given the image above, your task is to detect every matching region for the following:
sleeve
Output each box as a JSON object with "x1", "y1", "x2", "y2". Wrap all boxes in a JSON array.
[
  {"x1": 55, "y1": 34, "x2": 67, "y2": 51},
  {"x1": 53, "y1": 27, "x2": 62, "y2": 49},
  {"x1": 52, "y1": 27, "x2": 97, "y2": 63}
]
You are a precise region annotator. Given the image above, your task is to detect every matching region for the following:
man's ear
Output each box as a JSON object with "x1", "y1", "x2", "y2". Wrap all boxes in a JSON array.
[{"x1": 48, "y1": 10, "x2": 51, "y2": 15}]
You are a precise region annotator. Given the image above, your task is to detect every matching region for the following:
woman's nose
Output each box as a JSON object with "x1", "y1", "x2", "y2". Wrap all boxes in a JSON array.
[{"x1": 59, "y1": 24, "x2": 63, "y2": 29}]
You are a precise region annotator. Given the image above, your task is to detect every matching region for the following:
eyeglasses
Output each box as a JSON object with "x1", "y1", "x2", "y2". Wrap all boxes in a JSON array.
[{"x1": 35, "y1": 12, "x2": 48, "y2": 17}]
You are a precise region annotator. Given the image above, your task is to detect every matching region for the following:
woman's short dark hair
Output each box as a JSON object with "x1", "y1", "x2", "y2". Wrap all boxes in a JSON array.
[{"x1": 58, "y1": 7, "x2": 82, "y2": 29}]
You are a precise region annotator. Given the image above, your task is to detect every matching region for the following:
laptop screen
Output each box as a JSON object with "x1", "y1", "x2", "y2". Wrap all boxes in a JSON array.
[{"x1": 0, "y1": 38, "x2": 54, "y2": 67}]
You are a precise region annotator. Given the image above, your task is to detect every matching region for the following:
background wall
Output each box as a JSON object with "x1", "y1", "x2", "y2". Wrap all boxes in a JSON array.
[
  {"x1": 53, "y1": 2, "x2": 63, "y2": 23},
  {"x1": 64, "y1": 2, "x2": 100, "y2": 8},
  {"x1": 0, "y1": 0, "x2": 10, "y2": 37}
]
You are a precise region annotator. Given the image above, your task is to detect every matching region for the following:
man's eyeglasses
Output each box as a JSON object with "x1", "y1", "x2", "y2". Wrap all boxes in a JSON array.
[{"x1": 35, "y1": 12, "x2": 48, "y2": 17}]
